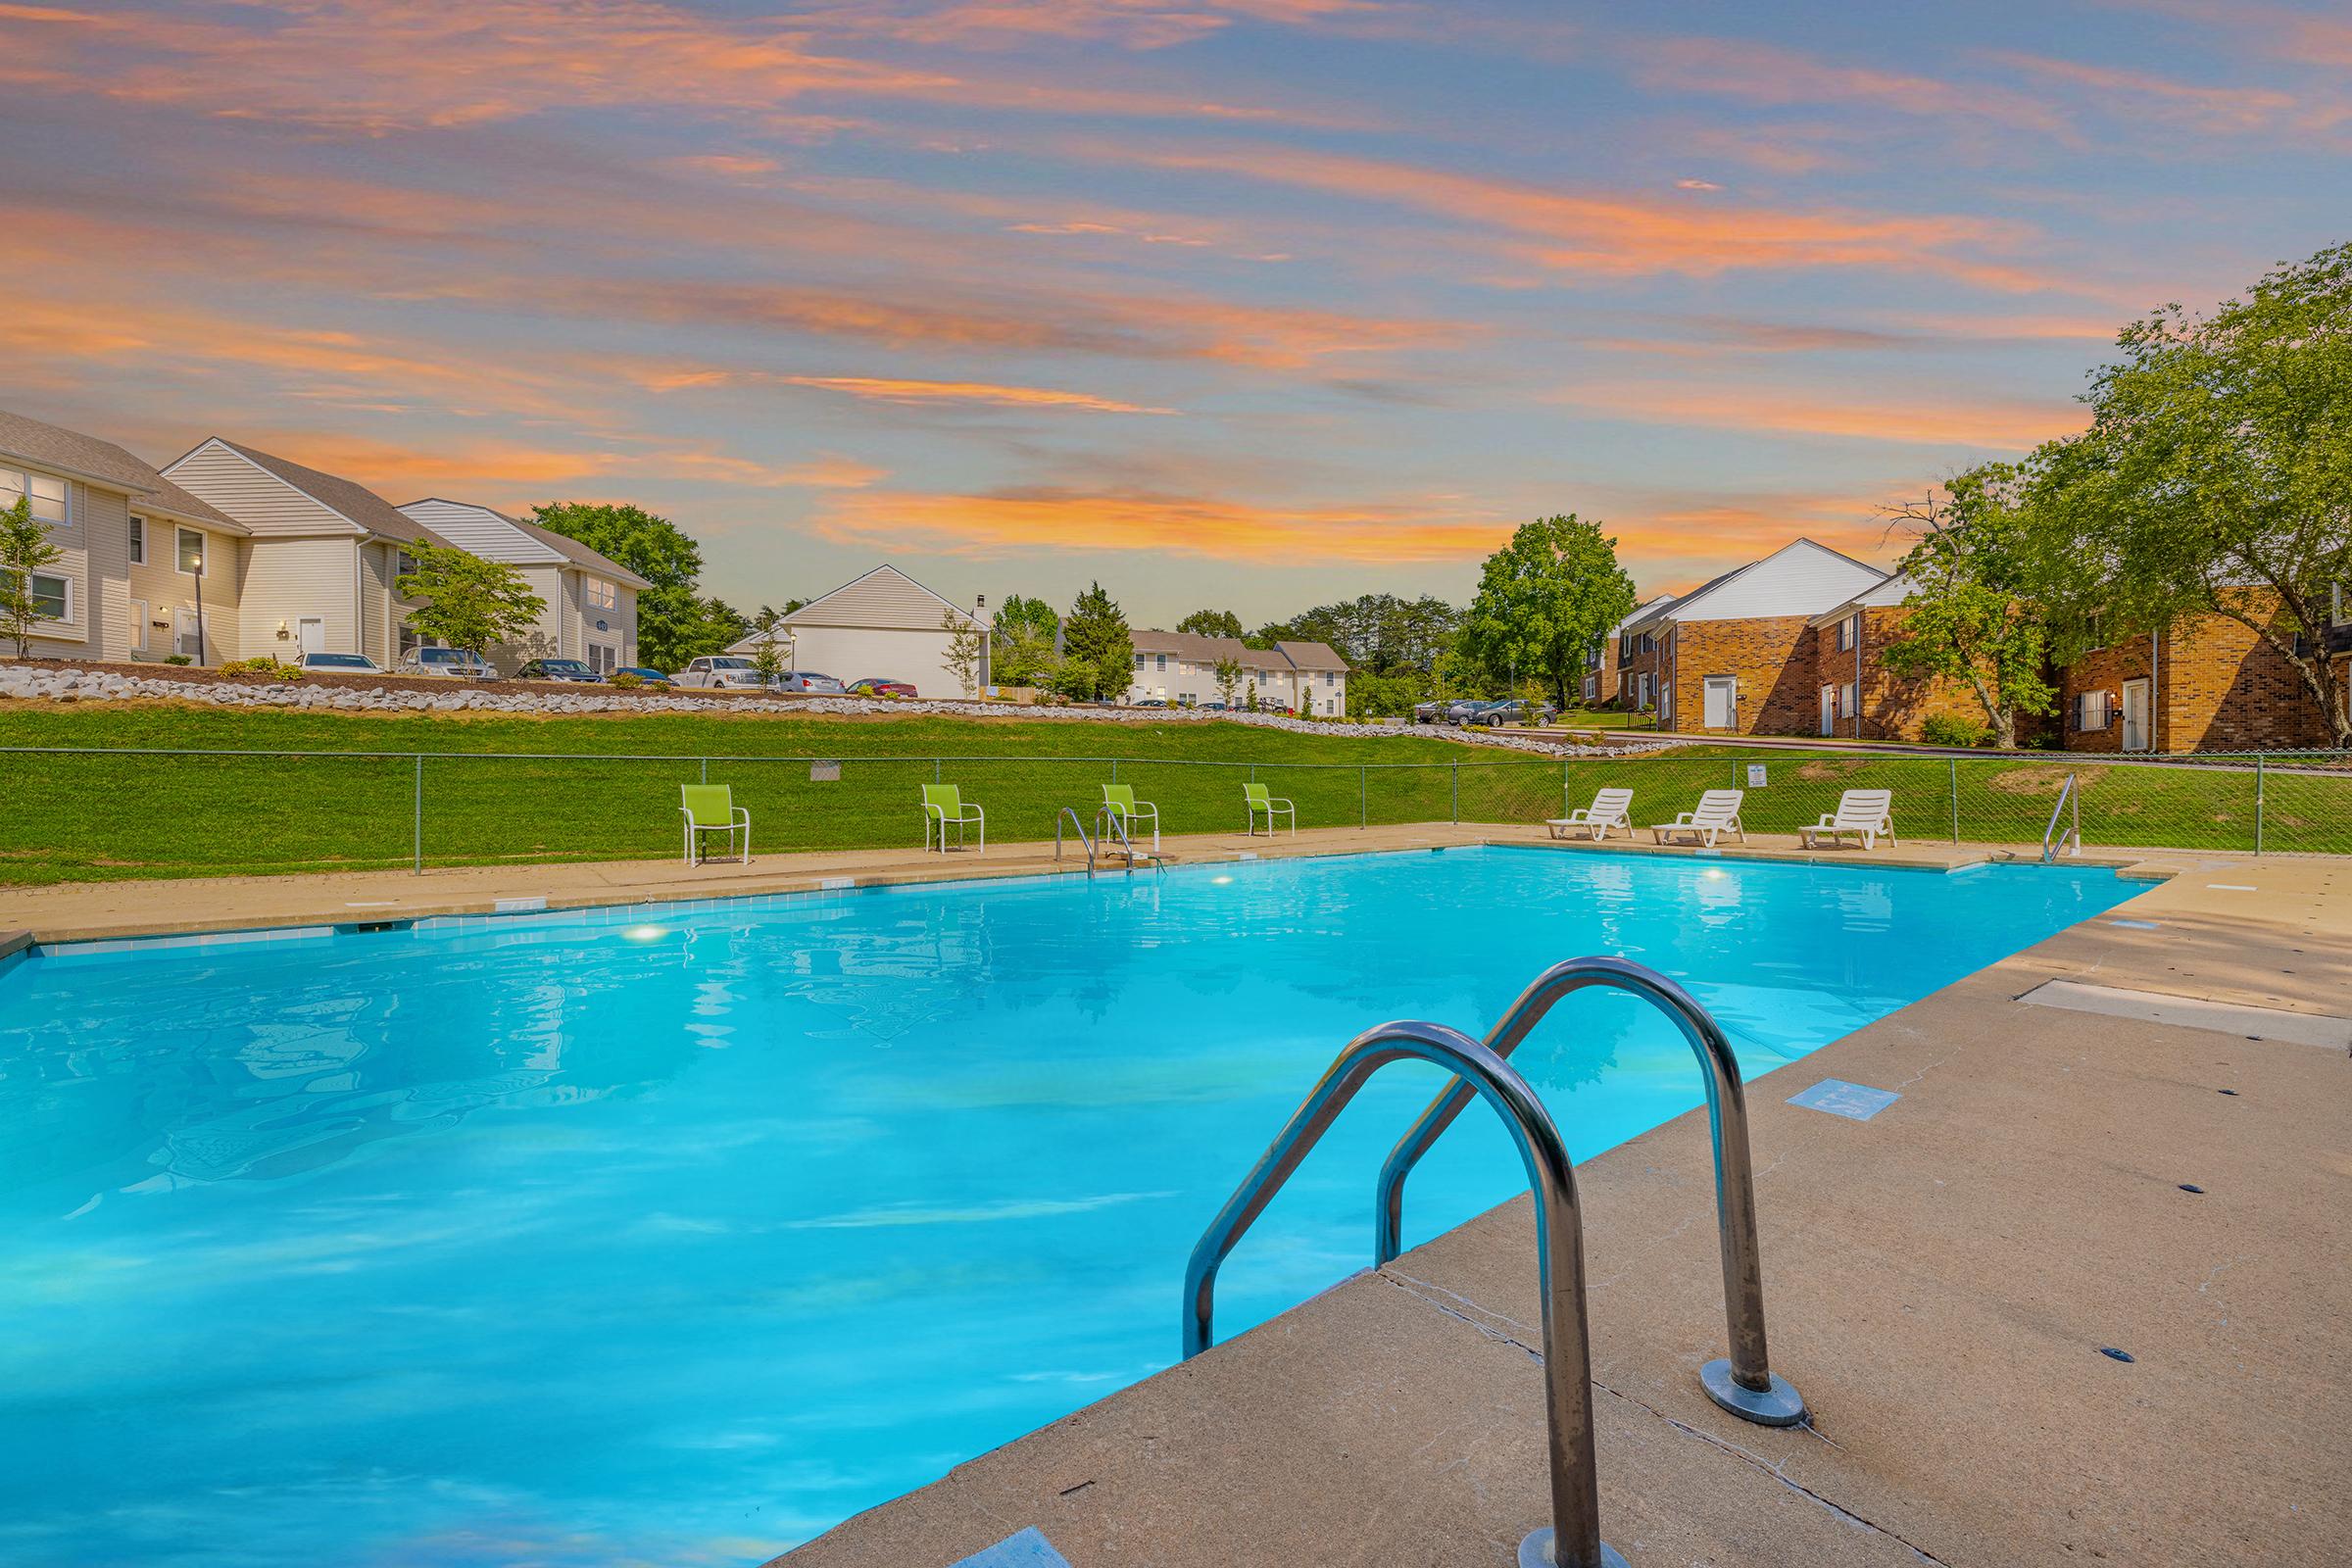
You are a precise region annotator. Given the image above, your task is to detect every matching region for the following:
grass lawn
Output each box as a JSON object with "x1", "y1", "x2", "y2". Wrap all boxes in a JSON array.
[{"x1": 1, "y1": 706, "x2": 2342, "y2": 884}]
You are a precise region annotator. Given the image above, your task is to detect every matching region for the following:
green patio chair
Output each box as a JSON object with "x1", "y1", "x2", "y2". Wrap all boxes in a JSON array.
[
  {"x1": 922, "y1": 783, "x2": 986, "y2": 853},
  {"x1": 1101, "y1": 782, "x2": 1160, "y2": 854},
  {"x1": 1244, "y1": 781, "x2": 1295, "y2": 837},
  {"x1": 680, "y1": 783, "x2": 751, "y2": 865}
]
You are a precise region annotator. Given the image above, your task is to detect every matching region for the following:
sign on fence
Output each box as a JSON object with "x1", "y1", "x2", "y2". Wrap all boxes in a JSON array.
[
  {"x1": 1747, "y1": 763, "x2": 1769, "y2": 788},
  {"x1": 810, "y1": 760, "x2": 841, "y2": 782}
]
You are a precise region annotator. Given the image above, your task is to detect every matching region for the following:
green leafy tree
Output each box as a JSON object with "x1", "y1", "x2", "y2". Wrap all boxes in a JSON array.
[
  {"x1": 991, "y1": 593, "x2": 1060, "y2": 686},
  {"x1": 745, "y1": 606, "x2": 787, "y2": 686},
  {"x1": 395, "y1": 545, "x2": 547, "y2": 663},
  {"x1": 1876, "y1": 469, "x2": 2057, "y2": 749},
  {"x1": 2025, "y1": 242, "x2": 2352, "y2": 745},
  {"x1": 941, "y1": 609, "x2": 986, "y2": 697},
  {"x1": 1212, "y1": 656, "x2": 1244, "y2": 707},
  {"x1": 1253, "y1": 594, "x2": 1458, "y2": 674},
  {"x1": 1060, "y1": 581, "x2": 1134, "y2": 702},
  {"x1": 1456, "y1": 514, "x2": 1638, "y2": 707},
  {"x1": 530, "y1": 501, "x2": 729, "y2": 669},
  {"x1": 1176, "y1": 608, "x2": 1245, "y2": 639},
  {"x1": 0, "y1": 494, "x2": 64, "y2": 658}
]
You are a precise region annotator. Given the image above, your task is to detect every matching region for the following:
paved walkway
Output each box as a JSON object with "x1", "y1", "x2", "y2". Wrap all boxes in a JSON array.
[{"x1": 775, "y1": 852, "x2": 2352, "y2": 1568}]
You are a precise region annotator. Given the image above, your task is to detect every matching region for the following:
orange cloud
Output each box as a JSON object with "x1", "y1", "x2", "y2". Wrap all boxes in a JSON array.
[
  {"x1": 804, "y1": 0, "x2": 1384, "y2": 51},
  {"x1": 1631, "y1": 36, "x2": 2070, "y2": 135},
  {"x1": 1552, "y1": 383, "x2": 2084, "y2": 450},
  {"x1": 1984, "y1": 51, "x2": 2342, "y2": 135},
  {"x1": 779, "y1": 376, "x2": 1176, "y2": 414},
  {"x1": 813, "y1": 486, "x2": 1507, "y2": 563}
]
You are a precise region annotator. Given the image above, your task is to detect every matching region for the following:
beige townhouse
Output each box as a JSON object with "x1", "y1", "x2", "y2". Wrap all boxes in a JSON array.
[
  {"x1": 0, "y1": 408, "x2": 252, "y2": 665},
  {"x1": 1126, "y1": 630, "x2": 1349, "y2": 713},
  {"x1": 397, "y1": 499, "x2": 648, "y2": 675}
]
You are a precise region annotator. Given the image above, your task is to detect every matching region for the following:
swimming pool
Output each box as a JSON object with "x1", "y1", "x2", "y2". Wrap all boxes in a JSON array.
[{"x1": 0, "y1": 847, "x2": 2136, "y2": 1568}]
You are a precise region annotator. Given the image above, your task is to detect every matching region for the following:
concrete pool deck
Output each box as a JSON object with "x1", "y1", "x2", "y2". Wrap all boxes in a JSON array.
[
  {"x1": 769, "y1": 852, "x2": 2352, "y2": 1568},
  {"x1": 0, "y1": 821, "x2": 2219, "y2": 946}
]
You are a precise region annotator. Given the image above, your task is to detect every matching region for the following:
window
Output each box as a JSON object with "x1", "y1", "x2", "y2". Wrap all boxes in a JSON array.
[
  {"x1": 2075, "y1": 690, "x2": 2113, "y2": 730},
  {"x1": 128, "y1": 597, "x2": 149, "y2": 654},
  {"x1": 176, "y1": 527, "x2": 206, "y2": 577},
  {"x1": 1836, "y1": 613, "x2": 1858, "y2": 652},
  {"x1": 395, "y1": 550, "x2": 418, "y2": 579},
  {"x1": 1840, "y1": 681, "x2": 1857, "y2": 717},
  {"x1": 0, "y1": 568, "x2": 70, "y2": 622},
  {"x1": 1133, "y1": 654, "x2": 1145, "y2": 669},
  {"x1": 129, "y1": 515, "x2": 145, "y2": 564},
  {"x1": 1324, "y1": 671, "x2": 1335, "y2": 686},
  {"x1": 584, "y1": 576, "x2": 618, "y2": 612},
  {"x1": 0, "y1": 465, "x2": 67, "y2": 525},
  {"x1": 399, "y1": 622, "x2": 422, "y2": 657},
  {"x1": 1155, "y1": 653, "x2": 1167, "y2": 670}
]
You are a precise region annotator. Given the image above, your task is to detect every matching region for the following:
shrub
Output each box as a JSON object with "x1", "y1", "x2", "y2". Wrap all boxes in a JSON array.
[
  {"x1": 220, "y1": 656, "x2": 304, "y2": 680},
  {"x1": 1921, "y1": 713, "x2": 1989, "y2": 748},
  {"x1": 608, "y1": 670, "x2": 644, "y2": 690},
  {"x1": 161, "y1": 654, "x2": 193, "y2": 666}
]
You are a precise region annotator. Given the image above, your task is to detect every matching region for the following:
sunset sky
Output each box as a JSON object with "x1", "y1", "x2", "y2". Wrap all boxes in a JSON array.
[{"x1": 3, "y1": 0, "x2": 2345, "y2": 623}]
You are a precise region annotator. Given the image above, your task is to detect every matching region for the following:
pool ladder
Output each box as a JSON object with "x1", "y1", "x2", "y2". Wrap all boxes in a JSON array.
[
  {"x1": 1182, "y1": 956, "x2": 1806, "y2": 1568},
  {"x1": 2041, "y1": 772, "x2": 2082, "y2": 861},
  {"x1": 1054, "y1": 806, "x2": 1163, "y2": 877}
]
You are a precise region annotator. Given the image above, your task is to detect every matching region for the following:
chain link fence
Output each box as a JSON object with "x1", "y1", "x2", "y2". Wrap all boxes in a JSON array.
[{"x1": 3, "y1": 745, "x2": 2346, "y2": 883}]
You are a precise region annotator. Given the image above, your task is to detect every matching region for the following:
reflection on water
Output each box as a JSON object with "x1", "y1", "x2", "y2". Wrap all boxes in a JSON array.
[{"x1": 0, "y1": 849, "x2": 2134, "y2": 1568}]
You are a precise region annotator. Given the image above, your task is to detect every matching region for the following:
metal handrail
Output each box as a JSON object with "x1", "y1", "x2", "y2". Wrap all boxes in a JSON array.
[
  {"x1": 2041, "y1": 772, "x2": 2081, "y2": 861},
  {"x1": 1374, "y1": 956, "x2": 1805, "y2": 1427},
  {"x1": 1094, "y1": 806, "x2": 1164, "y2": 875},
  {"x1": 1182, "y1": 1018, "x2": 1626, "y2": 1568},
  {"x1": 1054, "y1": 807, "x2": 1096, "y2": 875}
]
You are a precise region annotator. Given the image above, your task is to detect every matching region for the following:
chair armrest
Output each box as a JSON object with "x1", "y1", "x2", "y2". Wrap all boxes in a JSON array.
[{"x1": 732, "y1": 808, "x2": 752, "y2": 826}]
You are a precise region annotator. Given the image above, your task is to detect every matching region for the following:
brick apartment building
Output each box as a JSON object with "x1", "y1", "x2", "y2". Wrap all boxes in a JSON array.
[
  {"x1": 1804, "y1": 573, "x2": 2005, "y2": 742},
  {"x1": 1616, "y1": 540, "x2": 1886, "y2": 734},
  {"x1": 2058, "y1": 589, "x2": 2351, "y2": 753}
]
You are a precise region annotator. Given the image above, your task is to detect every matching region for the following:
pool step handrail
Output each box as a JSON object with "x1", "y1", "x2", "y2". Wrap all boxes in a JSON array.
[
  {"x1": 1374, "y1": 956, "x2": 1807, "y2": 1428},
  {"x1": 1094, "y1": 805, "x2": 1165, "y2": 876},
  {"x1": 1054, "y1": 808, "x2": 1098, "y2": 876},
  {"x1": 1182, "y1": 1018, "x2": 1627, "y2": 1568},
  {"x1": 2041, "y1": 772, "x2": 2082, "y2": 862}
]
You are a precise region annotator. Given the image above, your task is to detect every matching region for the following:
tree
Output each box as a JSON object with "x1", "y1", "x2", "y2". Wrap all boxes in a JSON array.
[
  {"x1": 1176, "y1": 608, "x2": 1245, "y2": 639},
  {"x1": 1212, "y1": 656, "x2": 1244, "y2": 707},
  {"x1": 396, "y1": 545, "x2": 546, "y2": 662},
  {"x1": 0, "y1": 494, "x2": 64, "y2": 658},
  {"x1": 745, "y1": 606, "x2": 788, "y2": 686},
  {"x1": 1877, "y1": 468, "x2": 2056, "y2": 748},
  {"x1": 2030, "y1": 242, "x2": 2352, "y2": 746},
  {"x1": 1060, "y1": 581, "x2": 1134, "y2": 702},
  {"x1": 1456, "y1": 514, "x2": 1638, "y2": 707},
  {"x1": 531, "y1": 501, "x2": 729, "y2": 669},
  {"x1": 1252, "y1": 594, "x2": 1458, "y2": 674},
  {"x1": 991, "y1": 593, "x2": 1060, "y2": 686},
  {"x1": 941, "y1": 609, "x2": 986, "y2": 697}
]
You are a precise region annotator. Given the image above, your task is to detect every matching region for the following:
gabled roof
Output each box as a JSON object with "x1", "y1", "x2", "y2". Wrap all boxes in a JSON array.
[
  {"x1": 398, "y1": 498, "x2": 652, "y2": 589},
  {"x1": 1809, "y1": 572, "x2": 1917, "y2": 627},
  {"x1": 207, "y1": 438, "x2": 449, "y2": 546},
  {"x1": 1628, "y1": 538, "x2": 1886, "y2": 628},
  {"x1": 1128, "y1": 630, "x2": 1344, "y2": 672},
  {"x1": 783, "y1": 564, "x2": 981, "y2": 631},
  {"x1": 0, "y1": 407, "x2": 245, "y2": 532},
  {"x1": 1275, "y1": 639, "x2": 1348, "y2": 671}
]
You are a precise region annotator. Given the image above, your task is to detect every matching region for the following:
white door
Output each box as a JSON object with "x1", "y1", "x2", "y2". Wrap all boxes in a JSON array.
[
  {"x1": 2122, "y1": 677, "x2": 2152, "y2": 752},
  {"x1": 175, "y1": 608, "x2": 203, "y2": 660},
  {"x1": 297, "y1": 616, "x2": 325, "y2": 658},
  {"x1": 1703, "y1": 675, "x2": 1737, "y2": 729},
  {"x1": 1819, "y1": 685, "x2": 1838, "y2": 736}
]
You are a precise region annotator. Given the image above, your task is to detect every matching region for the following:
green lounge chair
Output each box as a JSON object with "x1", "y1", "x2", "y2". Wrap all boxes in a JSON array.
[
  {"x1": 1101, "y1": 783, "x2": 1160, "y2": 854},
  {"x1": 922, "y1": 783, "x2": 986, "y2": 853},
  {"x1": 680, "y1": 783, "x2": 750, "y2": 864},
  {"x1": 1244, "y1": 781, "x2": 1295, "y2": 837}
]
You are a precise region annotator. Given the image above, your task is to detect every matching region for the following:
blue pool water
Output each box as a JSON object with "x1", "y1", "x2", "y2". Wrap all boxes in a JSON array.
[{"x1": 0, "y1": 848, "x2": 2135, "y2": 1568}]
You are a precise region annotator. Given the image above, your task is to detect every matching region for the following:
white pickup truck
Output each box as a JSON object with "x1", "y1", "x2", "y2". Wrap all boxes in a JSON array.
[{"x1": 669, "y1": 656, "x2": 769, "y2": 691}]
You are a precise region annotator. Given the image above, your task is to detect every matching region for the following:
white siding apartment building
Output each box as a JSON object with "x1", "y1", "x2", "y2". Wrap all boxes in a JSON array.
[
  {"x1": 398, "y1": 500, "x2": 650, "y2": 674},
  {"x1": 1125, "y1": 630, "x2": 1349, "y2": 714},
  {"x1": 728, "y1": 564, "x2": 986, "y2": 697}
]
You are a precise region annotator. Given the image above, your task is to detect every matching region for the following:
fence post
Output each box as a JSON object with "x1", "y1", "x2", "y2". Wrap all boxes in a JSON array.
[
  {"x1": 413, "y1": 754, "x2": 423, "y2": 874},
  {"x1": 934, "y1": 758, "x2": 942, "y2": 784},
  {"x1": 2255, "y1": 753, "x2": 2265, "y2": 856},
  {"x1": 1359, "y1": 764, "x2": 1367, "y2": 827},
  {"x1": 700, "y1": 757, "x2": 708, "y2": 785},
  {"x1": 1111, "y1": 758, "x2": 1120, "y2": 783},
  {"x1": 1948, "y1": 758, "x2": 1959, "y2": 844},
  {"x1": 1451, "y1": 761, "x2": 1459, "y2": 824}
]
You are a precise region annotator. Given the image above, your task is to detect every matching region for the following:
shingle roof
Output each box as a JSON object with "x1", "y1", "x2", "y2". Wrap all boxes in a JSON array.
[
  {"x1": 0, "y1": 407, "x2": 245, "y2": 532},
  {"x1": 1129, "y1": 630, "x2": 1347, "y2": 672},
  {"x1": 217, "y1": 439, "x2": 450, "y2": 545},
  {"x1": 1275, "y1": 639, "x2": 1348, "y2": 671},
  {"x1": 480, "y1": 508, "x2": 654, "y2": 590}
]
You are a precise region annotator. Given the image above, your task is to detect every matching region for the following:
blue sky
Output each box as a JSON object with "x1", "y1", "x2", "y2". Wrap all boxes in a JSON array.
[{"x1": 0, "y1": 0, "x2": 2343, "y2": 621}]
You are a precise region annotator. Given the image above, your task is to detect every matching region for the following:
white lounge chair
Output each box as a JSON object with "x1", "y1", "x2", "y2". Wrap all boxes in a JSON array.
[
  {"x1": 1800, "y1": 789, "x2": 1897, "y2": 851},
  {"x1": 1652, "y1": 789, "x2": 1745, "y2": 847},
  {"x1": 1548, "y1": 787, "x2": 1634, "y2": 841}
]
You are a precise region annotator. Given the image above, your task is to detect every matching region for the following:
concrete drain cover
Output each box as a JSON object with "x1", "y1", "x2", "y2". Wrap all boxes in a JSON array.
[
  {"x1": 951, "y1": 1529, "x2": 1072, "y2": 1568},
  {"x1": 2018, "y1": 979, "x2": 2352, "y2": 1050},
  {"x1": 1788, "y1": 1079, "x2": 1902, "y2": 1120}
]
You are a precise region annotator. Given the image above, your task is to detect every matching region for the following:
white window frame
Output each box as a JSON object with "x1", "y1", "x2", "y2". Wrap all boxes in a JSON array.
[
  {"x1": 128, "y1": 596, "x2": 149, "y2": 654},
  {"x1": 8, "y1": 569, "x2": 73, "y2": 624},
  {"x1": 176, "y1": 526, "x2": 207, "y2": 578},
  {"x1": 129, "y1": 514, "x2": 146, "y2": 564},
  {"x1": 584, "y1": 576, "x2": 618, "y2": 612},
  {"x1": 2075, "y1": 689, "x2": 2113, "y2": 731},
  {"x1": 1836, "y1": 613, "x2": 1858, "y2": 653},
  {"x1": 0, "y1": 465, "x2": 68, "y2": 526}
]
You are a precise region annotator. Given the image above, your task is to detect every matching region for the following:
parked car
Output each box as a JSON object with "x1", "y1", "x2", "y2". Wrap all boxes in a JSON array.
[
  {"x1": 671, "y1": 656, "x2": 767, "y2": 690},
  {"x1": 612, "y1": 665, "x2": 672, "y2": 688},
  {"x1": 1438, "y1": 698, "x2": 1491, "y2": 724},
  {"x1": 294, "y1": 651, "x2": 381, "y2": 672},
  {"x1": 848, "y1": 676, "x2": 917, "y2": 698},
  {"x1": 1199, "y1": 700, "x2": 1228, "y2": 711},
  {"x1": 400, "y1": 646, "x2": 494, "y2": 679},
  {"x1": 1134, "y1": 698, "x2": 1168, "y2": 709},
  {"x1": 1412, "y1": 699, "x2": 1448, "y2": 724},
  {"x1": 1470, "y1": 699, "x2": 1557, "y2": 727},
  {"x1": 773, "y1": 670, "x2": 847, "y2": 694},
  {"x1": 516, "y1": 658, "x2": 602, "y2": 683}
]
